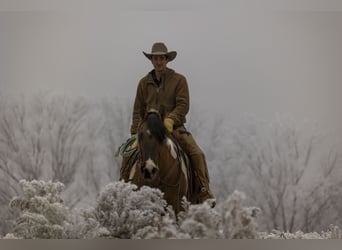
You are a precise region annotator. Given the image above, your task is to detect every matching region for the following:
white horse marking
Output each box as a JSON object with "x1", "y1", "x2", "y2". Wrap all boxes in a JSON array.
[
  {"x1": 145, "y1": 157, "x2": 157, "y2": 171},
  {"x1": 166, "y1": 138, "x2": 188, "y2": 192},
  {"x1": 129, "y1": 162, "x2": 137, "y2": 180},
  {"x1": 166, "y1": 138, "x2": 177, "y2": 159}
]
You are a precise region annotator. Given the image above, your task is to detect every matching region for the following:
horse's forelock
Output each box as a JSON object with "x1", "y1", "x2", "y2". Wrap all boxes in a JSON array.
[{"x1": 146, "y1": 112, "x2": 167, "y2": 143}]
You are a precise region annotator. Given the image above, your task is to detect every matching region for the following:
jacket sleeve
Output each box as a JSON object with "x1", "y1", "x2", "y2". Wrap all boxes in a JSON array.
[
  {"x1": 167, "y1": 75, "x2": 190, "y2": 126},
  {"x1": 130, "y1": 81, "x2": 144, "y2": 134}
]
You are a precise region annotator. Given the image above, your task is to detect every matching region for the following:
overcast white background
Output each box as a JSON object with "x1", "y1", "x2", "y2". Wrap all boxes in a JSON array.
[{"x1": 1, "y1": 0, "x2": 342, "y2": 137}]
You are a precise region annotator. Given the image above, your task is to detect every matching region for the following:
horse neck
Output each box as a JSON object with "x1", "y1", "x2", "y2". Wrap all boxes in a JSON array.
[{"x1": 159, "y1": 137, "x2": 181, "y2": 171}]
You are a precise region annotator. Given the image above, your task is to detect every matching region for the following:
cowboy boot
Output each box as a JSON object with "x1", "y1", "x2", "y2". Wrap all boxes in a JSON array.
[{"x1": 190, "y1": 154, "x2": 215, "y2": 206}]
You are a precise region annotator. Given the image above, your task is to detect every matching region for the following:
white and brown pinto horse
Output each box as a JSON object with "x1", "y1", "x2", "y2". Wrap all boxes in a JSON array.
[{"x1": 128, "y1": 111, "x2": 189, "y2": 214}]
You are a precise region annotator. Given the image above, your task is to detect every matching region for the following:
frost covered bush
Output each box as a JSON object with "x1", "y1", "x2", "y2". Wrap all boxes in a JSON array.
[
  {"x1": 2, "y1": 233, "x2": 21, "y2": 239},
  {"x1": 323, "y1": 225, "x2": 342, "y2": 239},
  {"x1": 259, "y1": 225, "x2": 342, "y2": 239},
  {"x1": 87, "y1": 181, "x2": 177, "y2": 239},
  {"x1": 8, "y1": 180, "x2": 69, "y2": 239},
  {"x1": 259, "y1": 230, "x2": 324, "y2": 239},
  {"x1": 6, "y1": 180, "x2": 176, "y2": 239},
  {"x1": 177, "y1": 191, "x2": 260, "y2": 239},
  {"x1": 6, "y1": 179, "x2": 262, "y2": 239},
  {"x1": 78, "y1": 182, "x2": 261, "y2": 239},
  {"x1": 63, "y1": 209, "x2": 111, "y2": 239},
  {"x1": 178, "y1": 199, "x2": 222, "y2": 239},
  {"x1": 221, "y1": 191, "x2": 260, "y2": 239}
]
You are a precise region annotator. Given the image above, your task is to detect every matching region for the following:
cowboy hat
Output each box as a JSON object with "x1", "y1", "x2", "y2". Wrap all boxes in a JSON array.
[{"x1": 143, "y1": 42, "x2": 177, "y2": 62}]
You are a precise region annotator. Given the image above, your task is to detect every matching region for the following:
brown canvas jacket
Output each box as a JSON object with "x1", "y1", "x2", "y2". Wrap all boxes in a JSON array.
[{"x1": 130, "y1": 68, "x2": 189, "y2": 134}]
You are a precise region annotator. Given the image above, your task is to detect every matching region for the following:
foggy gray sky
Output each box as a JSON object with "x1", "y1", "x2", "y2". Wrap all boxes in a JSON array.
[{"x1": 1, "y1": 0, "x2": 342, "y2": 135}]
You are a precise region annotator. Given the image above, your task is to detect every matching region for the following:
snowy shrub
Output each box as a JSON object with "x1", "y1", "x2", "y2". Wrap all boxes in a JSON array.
[
  {"x1": 78, "y1": 183, "x2": 260, "y2": 239},
  {"x1": 6, "y1": 179, "x2": 262, "y2": 239},
  {"x1": 322, "y1": 225, "x2": 342, "y2": 239},
  {"x1": 259, "y1": 229, "x2": 324, "y2": 239},
  {"x1": 2, "y1": 233, "x2": 21, "y2": 239},
  {"x1": 178, "y1": 198, "x2": 221, "y2": 239},
  {"x1": 132, "y1": 215, "x2": 189, "y2": 239},
  {"x1": 258, "y1": 225, "x2": 342, "y2": 239},
  {"x1": 8, "y1": 180, "x2": 69, "y2": 239},
  {"x1": 87, "y1": 181, "x2": 176, "y2": 239},
  {"x1": 221, "y1": 191, "x2": 260, "y2": 239},
  {"x1": 177, "y1": 191, "x2": 260, "y2": 239},
  {"x1": 64, "y1": 208, "x2": 111, "y2": 239}
]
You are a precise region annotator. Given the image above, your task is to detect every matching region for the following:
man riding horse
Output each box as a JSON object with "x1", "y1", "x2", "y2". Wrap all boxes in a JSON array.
[{"x1": 120, "y1": 42, "x2": 215, "y2": 204}]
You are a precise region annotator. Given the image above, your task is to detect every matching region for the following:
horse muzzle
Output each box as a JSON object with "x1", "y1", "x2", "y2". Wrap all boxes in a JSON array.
[{"x1": 141, "y1": 158, "x2": 159, "y2": 180}]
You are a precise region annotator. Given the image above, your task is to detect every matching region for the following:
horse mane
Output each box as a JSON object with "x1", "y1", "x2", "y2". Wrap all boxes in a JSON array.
[{"x1": 146, "y1": 112, "x2": 167, "y2": 144}]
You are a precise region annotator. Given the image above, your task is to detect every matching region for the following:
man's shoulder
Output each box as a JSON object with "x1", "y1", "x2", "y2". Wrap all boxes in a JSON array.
[
  {"x1": 139, "y1": 73, "x2": 153, "y2": 84},
  {"x1": 168, "y1": 69, "x2": 186, "y2": 81},
  {"x1": 173, "y1": 71, "x2": 186, "y2": 79}
]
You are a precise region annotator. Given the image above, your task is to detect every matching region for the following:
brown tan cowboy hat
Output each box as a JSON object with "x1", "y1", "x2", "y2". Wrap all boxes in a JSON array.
[{"x1": 143, "y1": 42, "x2": 177, "y2": 62}]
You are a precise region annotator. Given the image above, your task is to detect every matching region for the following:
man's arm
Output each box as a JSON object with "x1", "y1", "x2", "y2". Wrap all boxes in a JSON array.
[
  {"x1": 130, "y1": 81, "x2": 144, "y2": 134},
  {"x1": 167, "y1": 75, "x2": 190, "y2": 126}
]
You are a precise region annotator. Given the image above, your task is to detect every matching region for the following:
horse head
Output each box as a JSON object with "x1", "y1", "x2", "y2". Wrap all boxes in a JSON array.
[
  {"x1": 130, "y1": 109, "x2": 189, "y2": 214},
  {"x1": 138, "y1": 111, "x2": 166, "y2": 181}
]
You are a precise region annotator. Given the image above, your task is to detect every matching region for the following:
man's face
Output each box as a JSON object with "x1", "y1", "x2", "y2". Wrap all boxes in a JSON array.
[{"x1": 151, "y1": 55, "x2": 168, "y2": 73}]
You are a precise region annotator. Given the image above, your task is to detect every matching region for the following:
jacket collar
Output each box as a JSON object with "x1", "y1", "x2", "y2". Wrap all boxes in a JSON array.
[{"x1": 147, "y1": 68, "x2": 174, "y2": 83}]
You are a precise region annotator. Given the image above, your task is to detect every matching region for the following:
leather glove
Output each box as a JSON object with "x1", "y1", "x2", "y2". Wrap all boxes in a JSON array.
[{"x1": 164, "y1": 118, "x2": 174, "y2": 133}]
